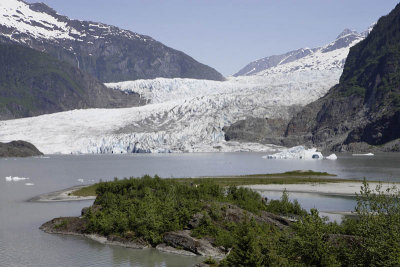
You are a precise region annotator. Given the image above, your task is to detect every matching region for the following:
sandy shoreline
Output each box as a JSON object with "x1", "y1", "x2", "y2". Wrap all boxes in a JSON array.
[
  {"x1": 245, "y1": 182, "x2": 399, "y2": 197},
  {"x1": 31, "y1": 180, "x2": 400, "y2": 203},
  {"x1": 29, "y1": 185, "x2": 96, "y2": 202}
]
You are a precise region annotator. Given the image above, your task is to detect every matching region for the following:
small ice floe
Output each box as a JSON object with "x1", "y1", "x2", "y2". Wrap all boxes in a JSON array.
[
  {"x1": 25, "y1": 183, "x2": 34, "y2": 186},
  {"x1": 77, "y1": 179, "x2": 84, "y2": 183},
  {"x1": 326, "y1": 154, "x2": 338, "y2": 160},
  {"x1": 352, "y1": 153, "x2": 374, "y2": 156},
  {"x1": 5, "y1": 176, "x2": 29, "y2": 182},
  {"x1": 263, "y1": 146, "x2": 323, "y2": 160}
]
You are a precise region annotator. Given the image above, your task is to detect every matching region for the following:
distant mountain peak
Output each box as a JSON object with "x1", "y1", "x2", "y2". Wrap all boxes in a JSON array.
[
  {"x1": 234, "y1": 27, "x2": 369, "y2": 77},
  {"x1": 0, "y1": 0, "x2": 224, "y2": 82},
  {"x1": 336, "y1": 28, "x2": 359, "y2": 39}
]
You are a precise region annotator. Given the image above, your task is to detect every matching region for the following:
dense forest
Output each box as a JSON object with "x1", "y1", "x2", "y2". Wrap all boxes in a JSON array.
[{"x1": 66, "y1": 176, "x2": 400, "y2": 266}]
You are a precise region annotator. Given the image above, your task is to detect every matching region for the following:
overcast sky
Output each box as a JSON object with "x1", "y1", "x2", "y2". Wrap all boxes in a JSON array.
[{"x1": 26, "y1": 0, "x2": 399, "y2": 76}]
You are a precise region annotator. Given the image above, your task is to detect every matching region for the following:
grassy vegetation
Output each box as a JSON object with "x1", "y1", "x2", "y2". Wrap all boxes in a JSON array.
[{"x1": 72, "y1": 170, "x2": 345, "y2": 197}]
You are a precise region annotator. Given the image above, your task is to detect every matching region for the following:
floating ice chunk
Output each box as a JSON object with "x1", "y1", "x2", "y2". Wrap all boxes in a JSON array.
[
  {"x1": 326, "y1": 154, "x2": 338, "y2": 160},
  {"x1": 5, "y1": 176, "x2": 29, "y2": 182},
  {"x1": 352, "y1": 153, "x2": 374, "y2": 156},
  {"x1": 25, "y1": 183, "x2": 34, "y2": 186},
  {"x1": 77, "y1": 179, "x2": 84, "y2": 183},
  {"x1": 264, "y1": 146, "x2": 323, "y2": 160}
]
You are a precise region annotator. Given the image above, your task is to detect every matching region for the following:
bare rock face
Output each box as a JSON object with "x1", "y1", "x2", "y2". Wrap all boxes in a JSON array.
[
  {"x1": 163, "y1": 230, "x2": 226, "y2": 259},
  {"x1": 216, "y1": 203, "x2": 290, "y2": 230},
  {"x1": 188, "y1": 213, "x2": 205, "y2": 229},
  {"x1": 223, "y1": 117, "x2": 292, "y2": 146},
  {"x1": 0, "y1": 141, "x2": 43, "y2": 157}
]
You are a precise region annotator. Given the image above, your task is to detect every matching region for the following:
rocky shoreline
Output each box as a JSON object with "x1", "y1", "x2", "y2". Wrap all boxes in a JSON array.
[
  {"x1": 39, "y1": 215, "x2": 226, "y2": 258},
  {"x1": 40, "y1": 202, "x2": 291, "y2": 259}
]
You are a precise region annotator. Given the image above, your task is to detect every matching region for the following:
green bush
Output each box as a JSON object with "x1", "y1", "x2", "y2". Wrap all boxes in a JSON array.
[
  {"x1": 85, "y1": 175, "x2": 270, "y2": 245},
  {"x1": 265, "y1": 190, "x2": 307, "y2": 216}
]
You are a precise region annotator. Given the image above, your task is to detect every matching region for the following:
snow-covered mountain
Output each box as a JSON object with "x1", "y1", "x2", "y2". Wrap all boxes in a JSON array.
[
  {"x1": 234, "y1": 28, "x2": 372, "y2": 76},
  {"x1": 0, "y1": 3, "x2": 372, "y2": 154},
  {"x1": 0, "y1": 0, "x2": 224, "y2": 82},
  {"x1": 0, "y1": 70, "x2": 341, "y2": 154}
]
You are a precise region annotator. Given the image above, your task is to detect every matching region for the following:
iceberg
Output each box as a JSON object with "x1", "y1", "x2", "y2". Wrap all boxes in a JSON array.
[
  {"x1": 263, "y1": 146, "x2": 323, "y2": 160},
  {"x1": 326, "y1": 154, "x2": 338, "y2": 160},
  {"x1": 352, "y1": 153, "x2": 374, "y2": 156},
  {"x1": 5, "y1": 176, "x2": 29, "y2": 182}
]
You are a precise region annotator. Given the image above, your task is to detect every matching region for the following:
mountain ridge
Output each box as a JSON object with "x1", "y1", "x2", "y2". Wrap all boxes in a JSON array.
[
  {"x1": 0, "y1": 0, "x2": 224, "y2": 82},
  {"x1": 285, "y1": 4, "x2": 400, "y2": 152},
  {"x1": 234, "y1": 27, "x2": 370, "y2": 77},
  {"x1": 0, "y1": 43, "x2": 145, "y2": 120}
]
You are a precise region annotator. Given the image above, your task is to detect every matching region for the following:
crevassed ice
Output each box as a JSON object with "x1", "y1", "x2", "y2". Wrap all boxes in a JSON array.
[{"x1": 0, "y1": 70, "x2": 341, "y2": 154}]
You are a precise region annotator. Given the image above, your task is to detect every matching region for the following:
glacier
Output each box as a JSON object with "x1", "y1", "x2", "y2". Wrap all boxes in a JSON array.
[
  {"x1": 0, "y1": 0, "x2": 368, "y2": 155},
  {"x1": 0, "y1": 70, "x2": 342, "y2": 154}
]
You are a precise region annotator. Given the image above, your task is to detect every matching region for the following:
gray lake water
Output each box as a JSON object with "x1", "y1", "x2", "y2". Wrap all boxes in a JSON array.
[{"x1": 1, "y1": 152, "x2": 399, "y2": 266}]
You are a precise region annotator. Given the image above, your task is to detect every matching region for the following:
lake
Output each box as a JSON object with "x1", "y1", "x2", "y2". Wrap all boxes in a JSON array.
[{"x1": 1, "y1": 152, "x2": 399, "y2": 266}]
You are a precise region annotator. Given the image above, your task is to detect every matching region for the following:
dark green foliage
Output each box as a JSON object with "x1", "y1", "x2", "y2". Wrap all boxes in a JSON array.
[
  {"x1": 226, "y1": 186, "x2": 267, "y2": 214},
  {"x1": 220, "y1": 180, "x2": 400, "y2": 266},
  {"x1": 339, "y1": 181, "x2": 400, "y2": 266},
  {"x1": 284, "y1": 209, "x2": 341, "y2": 266},
  {"x1": 264, "y1": 190, "x2": 307, "y2": 217},
  {"x1": 84, "y1": 175, "x2": 400, "y2": 266},
  {"x1": 220, "y1": 218, "x2": 291, "y2": 267},
  {"x1": 204, "y1": 257, "x2": 217, "y2": 265},
  {"x1": 85, "y1": 175, "x2": 270, "y2": 245},
  {"x1": 340, "y1": 3, "x2": 400, "y2": 102}
]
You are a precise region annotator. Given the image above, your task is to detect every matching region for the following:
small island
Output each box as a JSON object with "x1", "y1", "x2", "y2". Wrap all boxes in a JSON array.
[
  {"x1": 40, "y1": 173, "x2": 400, "y2": 266},
  {"x1": 0, "y1": 140, "x2": 43, "y2": 157}
]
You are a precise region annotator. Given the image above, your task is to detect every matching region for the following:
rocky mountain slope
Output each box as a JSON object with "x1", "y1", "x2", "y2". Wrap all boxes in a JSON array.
[
  {"x1": 0, "y1": 0, "x2": 224, "y2": 82},
  {"x1": 224, "y1": 28, "x2": 369, "y2": 146},
  {"x1": 234, "y1": 28, "x2": 370, "y2": 77},
  {"x1": 285, "y1": 4, "x2": 400, "y2": 152},
  {"x1": 0, "y1": 43, "x2": 144, "y2": 120}
]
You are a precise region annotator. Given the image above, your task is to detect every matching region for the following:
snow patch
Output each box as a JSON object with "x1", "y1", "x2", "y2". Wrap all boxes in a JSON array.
[{"x1": 0, "y1": 0, "x2": 76, "y2": 41}]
